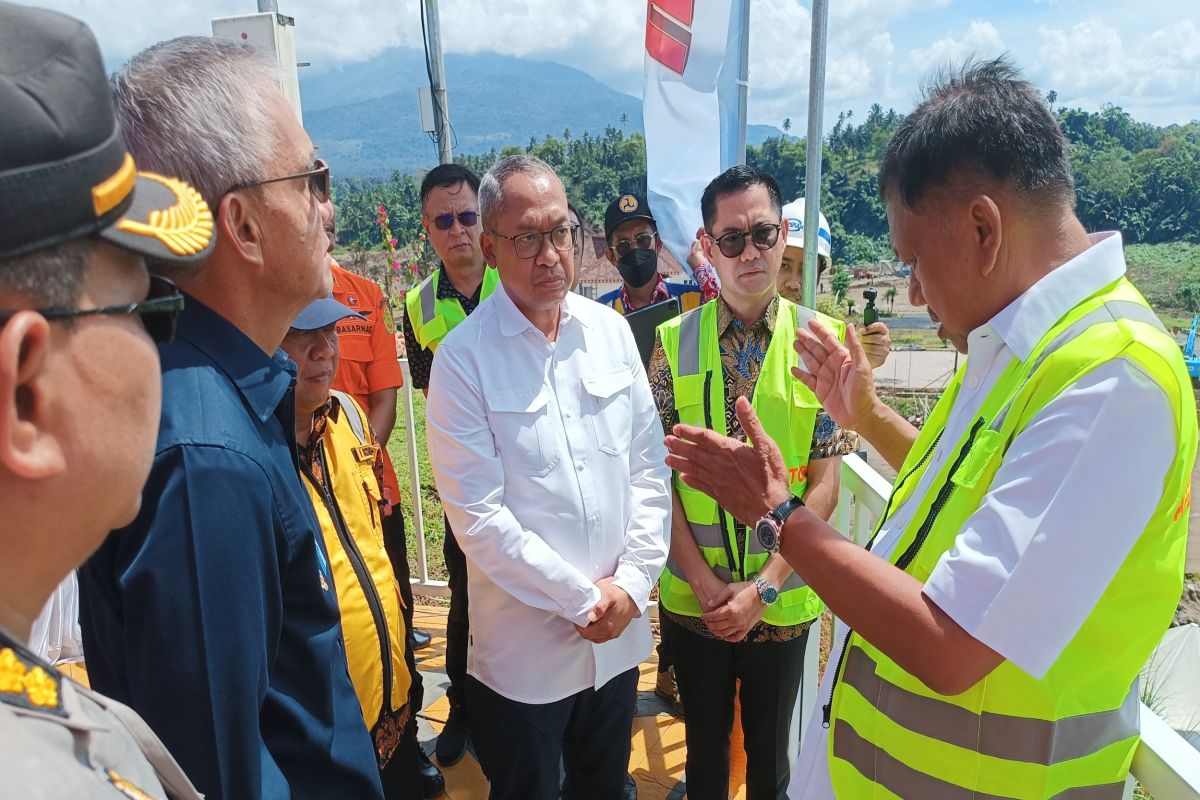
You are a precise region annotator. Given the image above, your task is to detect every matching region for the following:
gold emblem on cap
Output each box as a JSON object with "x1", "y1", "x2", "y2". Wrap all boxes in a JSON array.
[
  {"x1": 619, "y1": 194, "x2": 638, "y2": 213},
  {"x1": 92, "y1": 153, "x2": 138, "y2": 218},
  {"x1": 107, "y1": 770, "x2": 156, "y2": 800},
  {"x1": 116, "y1": 173, "x2": 214, "y2": 256}
]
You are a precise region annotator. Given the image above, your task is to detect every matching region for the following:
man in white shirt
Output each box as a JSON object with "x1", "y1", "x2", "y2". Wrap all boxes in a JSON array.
[
  {"x1": 662, "y1": 57, "x2": 1195, "y2": 800},
  {"x1": 426, "y1": 155, "x2": 671, "y2": 800}
]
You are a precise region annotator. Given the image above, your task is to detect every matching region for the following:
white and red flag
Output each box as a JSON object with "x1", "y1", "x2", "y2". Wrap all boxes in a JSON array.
[{"x1": 643, "y1": 0, "x2": 747, "y2": 277}]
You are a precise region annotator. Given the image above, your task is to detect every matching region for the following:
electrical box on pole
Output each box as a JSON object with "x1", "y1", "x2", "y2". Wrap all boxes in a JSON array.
[
  {"x1": 417, "y1": 87, "x2": 437, "y2": 133},
  {"x1": 212, "y1": 12, "x2": 304, "y2": 123}
]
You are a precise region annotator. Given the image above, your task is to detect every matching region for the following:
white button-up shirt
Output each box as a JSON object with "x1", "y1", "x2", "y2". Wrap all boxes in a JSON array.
[
  {"x1": 426, "y1": 284, "x2": 672, "y2": 704},
  {"x1": 790, "y1": 232, "x2": 1178, "y2": 799}
]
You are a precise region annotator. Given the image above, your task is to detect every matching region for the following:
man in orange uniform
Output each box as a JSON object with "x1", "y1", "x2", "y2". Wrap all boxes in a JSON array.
[{"x1": 330, "y1": 241, "x2": 443, "y2": 795}]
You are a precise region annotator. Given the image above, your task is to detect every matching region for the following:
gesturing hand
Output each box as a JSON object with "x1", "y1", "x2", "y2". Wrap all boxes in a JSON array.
[
  {"x1": 664, "y1": 396, "x2": 791, "y2": 527},
  {"x1": 575, "y1": 579, "x2": 638, "y2": 644},
  {"x1": 793, "y1": 321, "x2": 880, "y2": 431},
  {"x1": 701, "y1": 582, "x2": 766, "y2": 642}
]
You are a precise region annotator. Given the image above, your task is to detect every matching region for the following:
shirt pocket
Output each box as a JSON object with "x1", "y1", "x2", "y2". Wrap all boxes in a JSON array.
[
  {"x1": 581, "y1": 369, "x2": 635, "y2": 456},
  {"x1": 485, "y1": 386, "x2": 562, "y2": 477}
]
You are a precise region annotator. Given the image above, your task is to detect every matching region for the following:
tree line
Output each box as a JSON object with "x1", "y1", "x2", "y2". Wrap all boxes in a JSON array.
[{"x1": 332, "y1": 101, "x2": 1200, "y2": 283}]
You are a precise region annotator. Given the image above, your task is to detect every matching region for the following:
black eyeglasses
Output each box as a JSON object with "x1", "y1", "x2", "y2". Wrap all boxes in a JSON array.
[
  {"x1": 429, "y1": 211, "x2": 479, "y2": 231},
  {"x1": 0, "y1": 275, "x2": 185, "y2": 344},
  {"x1": 610, "y1": 232, "x2": 657, "y2": 259},
  {"x1": 707, "y1": 222, "x2": 782, "y2": 259},
  {"x1": 491, "y1": 223, "x2": 580, "y2": 260},
  {"x1": 230, "y1": 158, "x2": 330, "y2": 203}
]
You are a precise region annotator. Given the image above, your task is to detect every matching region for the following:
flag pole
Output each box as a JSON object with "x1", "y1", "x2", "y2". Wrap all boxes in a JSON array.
[
  {"x1": 735, "y1": 0, "x2": 750, "y2": 165},
  {"x1": 801, "y1": 0, "x2": 829, "y2": 307}
]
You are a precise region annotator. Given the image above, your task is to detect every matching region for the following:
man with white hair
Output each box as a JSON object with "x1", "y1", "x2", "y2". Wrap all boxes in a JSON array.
[
  {"x1": 426, "y1": 155, "x2": 671, "y2": 800},
  {"x1": 77, "y1": 37, "x2": 383, "y2": 800}
]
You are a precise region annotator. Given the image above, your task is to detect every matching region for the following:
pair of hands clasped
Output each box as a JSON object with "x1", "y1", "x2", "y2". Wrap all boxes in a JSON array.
[
  {"x1": 664, "y1": 321, "x2": 877, "y2": 528},
  {"x1": 575, "y1": 578, "x2": 639, "y2": 644}
]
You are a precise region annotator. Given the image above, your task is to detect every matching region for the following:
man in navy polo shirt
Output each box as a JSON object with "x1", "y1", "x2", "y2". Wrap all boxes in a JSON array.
[{"x1": 77, "y1": 36, "x2": 382, "y2": 800}]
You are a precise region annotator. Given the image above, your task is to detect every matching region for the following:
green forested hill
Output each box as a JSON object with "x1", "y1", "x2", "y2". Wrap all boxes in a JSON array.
[{"x1": 333, "y1": 101, "x2": 1200, "y2": 307}]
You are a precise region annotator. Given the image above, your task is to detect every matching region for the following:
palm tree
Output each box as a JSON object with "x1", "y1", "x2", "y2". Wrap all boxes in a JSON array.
[
  {"x1": 782, "y1": 117, "x2": 792, "y2": 134},
  {"x1": 619, "y1": 112, "x2": 629, "y2": 128},
  {"x1": 885, "y1": 286, "x2": 897, "y2": 314}
]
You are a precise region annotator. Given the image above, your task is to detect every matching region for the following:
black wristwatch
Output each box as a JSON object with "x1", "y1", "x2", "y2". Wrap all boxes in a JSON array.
[{"x1": 754, "y1": 495, "x2": 805, "y2": 554}]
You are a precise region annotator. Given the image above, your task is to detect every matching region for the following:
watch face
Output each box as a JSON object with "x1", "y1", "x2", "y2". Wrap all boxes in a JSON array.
[
  {"x1": 761, "y1": 585, "x2": 779, "y2": 604},
  {"x1": 755, "y1": 519, "x2": 779, "y2": 551}
]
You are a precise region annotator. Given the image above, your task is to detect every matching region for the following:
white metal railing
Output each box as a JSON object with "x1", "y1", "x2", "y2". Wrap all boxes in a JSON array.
[{"x1": 397, "y1": 362, "x2": 1200, "y2": 797}]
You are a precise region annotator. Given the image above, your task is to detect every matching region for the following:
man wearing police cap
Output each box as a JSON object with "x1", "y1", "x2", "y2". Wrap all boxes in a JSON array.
[{"x1": 0, "y1": 2, "x2": 212, "y2": 796}]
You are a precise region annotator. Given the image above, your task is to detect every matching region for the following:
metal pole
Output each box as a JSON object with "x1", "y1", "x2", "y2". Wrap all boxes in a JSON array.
[
  {"x1": 424, "y1": 0, "x2": 454, "y2": 164},
  {"x1": 735, "y1": 0, "x2": 750, "y2": 165},
  {"x1": 256, "y1": 0, "x2": 278, "y2": 12},
  {"x1": 801, "y1": 0, "x2": 829, "y2": 308}
]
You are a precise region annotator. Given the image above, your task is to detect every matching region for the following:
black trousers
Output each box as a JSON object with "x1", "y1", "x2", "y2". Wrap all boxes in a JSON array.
[
  {"x1": 380, "y1": 713, "x2": 424, "y2": 799},
  {"x1": 656, "y1": 615, "x2": 674, "y2": 672},
  {"x1": 662, "y1": 613, "x2": 808, "y2": 800},
  {"x1": 382, "y1": 509, "x2": 423, "y2": 712},
  {"x1": 467, "y1": 668, "x2": 638, "y2": 800},
  {"x1": 443, "y1": 514, "x2": 469, "y2": 714}
]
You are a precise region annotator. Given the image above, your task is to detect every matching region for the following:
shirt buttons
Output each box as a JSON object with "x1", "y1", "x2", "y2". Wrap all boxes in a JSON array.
[{"x1": 967, "y1": 374, "x2": 981, "y2": 390}]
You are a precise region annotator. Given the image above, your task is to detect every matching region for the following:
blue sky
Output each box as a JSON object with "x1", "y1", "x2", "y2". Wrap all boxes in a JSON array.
[{"x1": 34, "y1": 0, "x2": 1200, "y2": 128}]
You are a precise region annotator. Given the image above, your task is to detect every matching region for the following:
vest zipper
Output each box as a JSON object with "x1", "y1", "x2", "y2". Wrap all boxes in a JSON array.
[
  {"x1": 822, "y1": 417, "x2": 985, "y2": 728},
  {"x1": 304, "y1": 458, "x2": 395, "y2": 719},
  {"x1": 703, "y1": 370, "x2": 744, "y2": 580}
]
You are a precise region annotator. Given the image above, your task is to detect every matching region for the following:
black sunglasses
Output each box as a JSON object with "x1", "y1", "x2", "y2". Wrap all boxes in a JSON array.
[
  {"x1": 429, "y1": 211, "x2": 479, "y2": 231},
  {"x1": 0, "y1": 275, "x2": 185, "y2": 345},
  {"x1": 707, "y1": 222, "x2": 782, "y2": 259},
  {"x1": 610, "y1": 231, "x2": 657, "y2": 259},
  {"x1": 230, "y1": 158, "x2": 331, "y2": 203}
]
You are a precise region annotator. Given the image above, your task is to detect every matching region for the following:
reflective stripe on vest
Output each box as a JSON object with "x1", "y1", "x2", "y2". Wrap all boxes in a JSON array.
[
  {"x1": 404, "y1": 266, "x2": 499, "y2": 352},
  {"x1": 657, "y1": 298, "x2": 843, "y2": 626},
  {"x1": 828, "y1": 277, "x2": 1197, "y2": 799}
]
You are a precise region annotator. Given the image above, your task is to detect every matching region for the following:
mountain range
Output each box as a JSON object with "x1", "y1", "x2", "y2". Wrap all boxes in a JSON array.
[{"x1": 300, "y1": 48, "x2": 785, "y2": 178}]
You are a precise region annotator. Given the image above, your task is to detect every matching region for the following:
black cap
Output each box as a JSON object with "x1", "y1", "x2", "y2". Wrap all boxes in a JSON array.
[
  {"x1": 604, "y1": 193, "x2": 656, "y2": 240},
  {"x1": 0, "y1": 2, "x2": 214, "y2": 262}
]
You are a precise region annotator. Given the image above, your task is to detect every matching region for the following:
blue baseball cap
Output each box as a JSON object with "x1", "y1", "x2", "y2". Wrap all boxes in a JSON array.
[{"x1": 290, "y1": 295, "x2": 363, "y2": 331}]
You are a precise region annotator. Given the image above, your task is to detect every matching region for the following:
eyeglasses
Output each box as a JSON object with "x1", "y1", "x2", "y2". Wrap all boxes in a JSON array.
[
  {"x1": 428, "y1": 211, "x2": 479, "y2": 231},
  {"x1": 0, "y1": 275, "x2": 185, "y2": 344},
  {"x1": 706, "y1": 222, "x2": 783, "y2": 259},
  {"x1": 491, "y1": 223, "x2": 580, "y2": 260},
  {"x1": 230, "y1": 158, "x2": 331, "y2": 203},
  {"x1": 610, "y1": 231, "x2": 657, "y2": 259}
]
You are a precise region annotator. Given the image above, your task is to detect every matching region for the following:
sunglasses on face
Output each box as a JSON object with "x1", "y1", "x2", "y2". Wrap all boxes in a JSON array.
[
  {"x1": 707, "y1": 222, "x2": 783, "y2": 259},
  {"x1": 0, "y1": 274, "x2": 185, "y2": 345},
  {"x1": 610, "y1": 232, "x2": 657, "y2": 259},
  {"x1": 230, "y1": 158, "x2": 331, "y2": 203},
  {"x1": 429, "y1": 211, "x2": 479, "y2": 231}
]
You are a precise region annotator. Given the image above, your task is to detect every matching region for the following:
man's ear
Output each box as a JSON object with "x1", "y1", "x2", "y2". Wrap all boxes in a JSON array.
[
  {"x1": 604, "y1": 244, "x2": 616, "y2": 266},
  {"x1": 701, "y1": 232, "x2": 716, "y2": 264},
  {"x1": 0, "y1": 312, "x2": 66, "y2": 479},
  {"x1": 479, "y1": 231, "x2": 499, "y2": 270},
  {"x1": 217, "y1": 191, "x2": 265, "y2": 268},
  {"x1": 969, "y1": 195, "x2": 1003, "y2": 278},
  {"x1": 419, "y1": 216, "x2": 431, "y2": 237}
]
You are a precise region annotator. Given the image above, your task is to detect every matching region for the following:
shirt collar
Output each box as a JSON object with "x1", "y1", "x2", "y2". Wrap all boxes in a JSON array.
[
  {"x1": 494, "y1": 281, "x2": 587, "y2": 337},
  {"x1": 983, "y1": 232, "x2": 1126, "y2": 362},
  {"x1": 715, "y1": 293, "x2": 779, "y2": 337},
  {"x1": 173, "y1": 295, "x2": 296, "y2": 424}
]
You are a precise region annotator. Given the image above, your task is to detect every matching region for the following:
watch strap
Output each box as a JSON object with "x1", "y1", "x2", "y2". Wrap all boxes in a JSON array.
[{"x1": 768, "y1": 494, "x2": 805, "y2": 525}]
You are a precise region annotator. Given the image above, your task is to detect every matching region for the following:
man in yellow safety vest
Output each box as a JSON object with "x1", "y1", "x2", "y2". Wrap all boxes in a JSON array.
[{"x1": 663, "y1": 57, "x2": 1197, "y2": 800}]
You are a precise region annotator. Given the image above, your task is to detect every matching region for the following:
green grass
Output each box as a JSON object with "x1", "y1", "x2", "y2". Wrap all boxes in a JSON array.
[
  {"x1": 386, "y1": 390, "x2": 449, "y2": 581},
  {"x1": 1125, "y1": 242, "x2": 1200, "y2": 326}
]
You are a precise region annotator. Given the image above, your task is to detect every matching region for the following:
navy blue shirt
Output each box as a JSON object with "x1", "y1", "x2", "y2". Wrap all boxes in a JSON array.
[{"x1": 78, "y1": 297, "x2": 383, "y2": 800}]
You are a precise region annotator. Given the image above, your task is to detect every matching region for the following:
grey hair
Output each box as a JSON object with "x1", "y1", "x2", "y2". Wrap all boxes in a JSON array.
[
  {"x1": 111, "y1": 36, "x2": 282, "y2": 220},
  {"x1": 479, "y1": 155, "x2": 562, "y2": 231}
]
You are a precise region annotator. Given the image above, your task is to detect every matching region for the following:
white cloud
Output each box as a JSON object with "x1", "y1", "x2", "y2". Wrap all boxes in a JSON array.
[
  {"x1": 1032, "y1": 17, "x2": 1200, "y2": 120},
  {"x1": 27, "y1": 0, "x2": 1200, "y2": 130},
  {"x1": 909, "y1": 20, "x2": 1006, "y2": 73}
]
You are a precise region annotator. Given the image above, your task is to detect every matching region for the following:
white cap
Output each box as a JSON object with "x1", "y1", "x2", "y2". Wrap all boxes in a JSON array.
[{"x1": 780, "y1": 197, "x2": 831, "y2": 258}]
